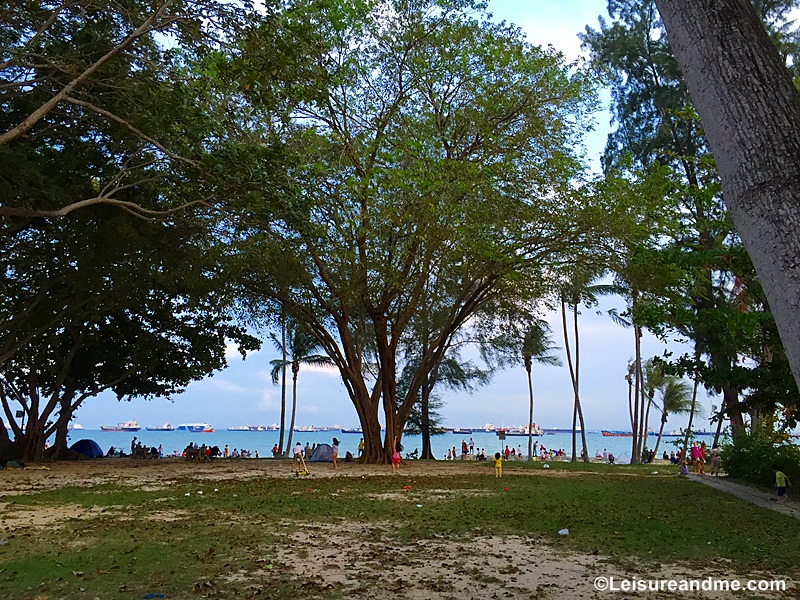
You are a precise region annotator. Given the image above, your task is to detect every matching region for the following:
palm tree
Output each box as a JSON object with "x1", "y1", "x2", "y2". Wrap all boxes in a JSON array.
[
  {"x1": 652, "y1": 376, "x2": 701, "y2": 457},
  {"x1": 521, "y1": 321, "x2": 561, "y2": 460},
  {"x1": 270, "y1": 322, "x2": 334, "y2": 454},
  {"x1": 268, "y1": 313, "x2": 288, "y2": 456}
]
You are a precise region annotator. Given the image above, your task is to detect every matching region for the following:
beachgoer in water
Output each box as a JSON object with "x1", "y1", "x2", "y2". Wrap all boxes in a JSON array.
[{"x1": 495, "y1": 452, "x2": 503, "y2": 478}]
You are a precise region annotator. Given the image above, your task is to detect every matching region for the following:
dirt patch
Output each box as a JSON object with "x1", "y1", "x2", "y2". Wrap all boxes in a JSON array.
[{"x1": 268, "y1": 523, "x2": 791, "y2": 599}]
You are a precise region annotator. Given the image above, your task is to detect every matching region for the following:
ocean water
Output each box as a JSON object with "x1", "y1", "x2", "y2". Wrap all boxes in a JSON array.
[{"x1": 69, "y1": 429, "x2": 697, "y2": 463}]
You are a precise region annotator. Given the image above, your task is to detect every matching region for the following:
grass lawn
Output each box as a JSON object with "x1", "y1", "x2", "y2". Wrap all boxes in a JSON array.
[{"x1": 1, "y1": 460, "x2": 797, "y2": 599}]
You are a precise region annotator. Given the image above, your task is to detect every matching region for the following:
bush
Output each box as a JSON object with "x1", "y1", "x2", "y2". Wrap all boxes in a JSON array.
[{"x1": 721, "y1": 429, "x2": 800, "y2": 488}]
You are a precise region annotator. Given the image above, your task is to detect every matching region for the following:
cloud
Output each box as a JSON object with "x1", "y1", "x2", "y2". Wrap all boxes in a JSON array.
[
  {"x1": 257, "y1": 390, "x2": 279, "y2": 411},
  {"x1": 206, "y1": 379, "x2": 248, "y2": 394},
  {"x1": 301, "y1": 363, "x2": 340, "y2": 377}
]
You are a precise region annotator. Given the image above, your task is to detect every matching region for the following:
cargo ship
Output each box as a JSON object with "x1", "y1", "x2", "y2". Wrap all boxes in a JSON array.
[
  {"x1": 100, "y1": 420, "x2": 141, "y2": 432},
  {"x1": 176, "y1": 423, "x2": 214, "y2": 433}
]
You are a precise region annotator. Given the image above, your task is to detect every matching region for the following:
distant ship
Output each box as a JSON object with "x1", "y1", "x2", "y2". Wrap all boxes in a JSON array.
[
  {"x1": 504, "y1": 424, "x2": 544, "y2": 437},
  {"x1": 601, "y1": 430, "x2": 633, "y2": 437},
  {"x1": 146, "y1": 423, "x2": 175, "y2": 431},
  {"x1": 341, "y1": 427, "x2": 363, "y2": 434},
  {"x1": 100, "y1": 420, "x2": 140, "y2": 432},
  {"x1": 176, "y1": 423, "x2": 214, "y2": 433},
  {"x1": 227, "y1": 425, "x2": 250, "y2": 431},
  {"x1": 452, "y1": 427, "x2": 473, "y2": 435},
  {"x1": 68, "y1": 423, "x2": 85, "y2": 431}
]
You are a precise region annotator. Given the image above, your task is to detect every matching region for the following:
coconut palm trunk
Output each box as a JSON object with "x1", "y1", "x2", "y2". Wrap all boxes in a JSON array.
[{"x1": 284, "y1": 363, "x2": 299, "y2": 456}]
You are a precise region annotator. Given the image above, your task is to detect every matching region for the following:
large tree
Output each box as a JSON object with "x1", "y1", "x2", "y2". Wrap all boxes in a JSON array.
[
  {"x1": 237, "y1": 0, "x2": 597, "y2": 462},
  {"x1": 582, "y1": 0, "x2": 800, "y2": 441},
  {"x1": 0, "y1": 209, "x2": 258, "y2": 461},
  {"x1": 652, "y1": 0, "x2": 800, "y2": 392}
]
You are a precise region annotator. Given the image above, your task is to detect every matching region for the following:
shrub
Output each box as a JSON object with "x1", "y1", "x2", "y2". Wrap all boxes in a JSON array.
[{"x1": 720, "y1": 429, "x2": 800, "y2": 487}]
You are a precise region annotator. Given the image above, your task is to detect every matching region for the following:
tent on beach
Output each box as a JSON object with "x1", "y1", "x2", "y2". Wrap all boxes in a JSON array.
[
  {"x1": 310, "y1": 443, "x2": 333, "y2": 462},
  {"x1": 70, "y1": 439, "x2": 104, "y2": 459}
]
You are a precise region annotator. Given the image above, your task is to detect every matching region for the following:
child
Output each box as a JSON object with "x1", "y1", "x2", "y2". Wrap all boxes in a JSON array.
[
  {"x1": 331, "y1": 437, "x2": 339, "y2": 471},
  {"x1": 494, "y1": 452, "x2": 503, "y2": 478},
  {"x1": 771, "y1": 464, "x2": 790, "y2": 504},
  {"x1": 680, "y1": 461, "x2": 689, "y2": 476},
  {"x1": 391, "y1": 436, "x2": 402, "y2": 473}
]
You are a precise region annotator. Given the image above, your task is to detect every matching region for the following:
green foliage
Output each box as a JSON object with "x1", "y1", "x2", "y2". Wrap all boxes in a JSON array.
[
  {"x1": 721, "y1": 429, "x2": 800, "y2": 488},
  {"x1": 236, "y1": 0, "x2": 598, "y2": 457}
]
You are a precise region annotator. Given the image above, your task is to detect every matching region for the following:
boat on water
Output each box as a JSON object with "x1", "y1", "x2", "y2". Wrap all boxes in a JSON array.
[
  {"x1": 227, "y1": 425, "x2": 250, "y2": 431},
  {"x1": 100, "y1": 420, "x2": 141, "y2": 432},
  {"x1": 68, "y1": 423, "x2": 85, "y2": 430},
  {"x1": 504, "y1": 424, "x2": 544, "y2": 437},
  {"x1": 452, "y1": 427, "x2": 473, "y2": 435},
  {"x1": 341, "y1": 427, "x2": 363, "y2": 434},
  {"x1": 176, "y1": 423, "x2": 214, "y2": 433},
  {"x1": 146, "y1": 423, "x2": 175, "y2": 431},
  {"x1": 601, "y1": 430, "x2": 633, "y2": 437}
]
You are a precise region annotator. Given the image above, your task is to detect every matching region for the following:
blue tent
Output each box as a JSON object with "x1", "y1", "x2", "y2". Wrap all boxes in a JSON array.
[
  {"x1": 70, "y1": 439, "x2": 104, "y2": 459},
  {"x1": 310, "y1": 443, "x2": 333, "y2": 462}
]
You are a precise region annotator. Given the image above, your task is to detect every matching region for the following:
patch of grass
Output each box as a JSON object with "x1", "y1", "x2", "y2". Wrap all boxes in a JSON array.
[{"x1": 1, "y1": 471, "x2": 798, "y2": 599}]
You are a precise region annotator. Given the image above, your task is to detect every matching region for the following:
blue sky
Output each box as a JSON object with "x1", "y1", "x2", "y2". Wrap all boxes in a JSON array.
[{"x1": 69, "y1": 0, "x2": 717, "y2": 433}]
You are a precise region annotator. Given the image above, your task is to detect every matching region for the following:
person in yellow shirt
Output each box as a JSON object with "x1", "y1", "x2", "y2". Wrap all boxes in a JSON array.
[
  {"x1": 771, "y1": 464, "x2": 791, "y2": 504},
  {"x1": 494, "y1": 452, "x2": 503, "y2": 478},
  {"x1": 358, "y1": 438, "x2": 364, "y2": 457}
]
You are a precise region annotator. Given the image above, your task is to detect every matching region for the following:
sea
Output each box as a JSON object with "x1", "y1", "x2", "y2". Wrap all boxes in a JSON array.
[{"x1": 67, "y1": 429, "x2": 705, "y2": 463}]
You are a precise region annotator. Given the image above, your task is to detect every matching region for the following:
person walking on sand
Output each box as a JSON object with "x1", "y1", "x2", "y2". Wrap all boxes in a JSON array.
[
  {"x1": 331, "y1": 437, "x2": 340, "y2": 471},
  {"x1": 392, "y1": 436, "x2": 402, "y2": 473},
  {"x1": 771, "y1": 465, "x2": 791, "y2": 504},
  {"x1": 494, "y1": 452, "x2": 503, "y2": 478}
]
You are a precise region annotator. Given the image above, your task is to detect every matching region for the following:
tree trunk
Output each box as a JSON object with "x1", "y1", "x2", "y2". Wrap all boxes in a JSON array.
[
  {"x1": 526, "y1": 359, "x2": 534, "y2": 461},
  {"x1": 285, "y1": 365, "x2": 298, "y2": 456},
  {"x1": 278, "y1": 314, "x2": 287, "y2": 455},
  {"x1": 560, "y1": 298, "x2": 579, "y2": 462},
  {"x1": 682, "y1": 372, "x2": 701, "y2": 461},
  {"x1": 421, "y1": 373, "x2": 433, "y2": 459},
  {"x1": 573, "y1": 302, "x2": 589, "y2": 463},
  {"x1": 655, "y1": 0, "x2": 800, "y2": 390},
  {"x1": 652, "y1": 412, "x2": 667, "y2": 458},
  {"x1": 630, "y1": 325, "x2": 642, "y2": 464}
]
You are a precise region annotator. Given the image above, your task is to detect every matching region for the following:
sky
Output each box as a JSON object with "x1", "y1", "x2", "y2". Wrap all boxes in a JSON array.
[{"x1": 65, "y1": 0, "x2": 718, "y2": 433}]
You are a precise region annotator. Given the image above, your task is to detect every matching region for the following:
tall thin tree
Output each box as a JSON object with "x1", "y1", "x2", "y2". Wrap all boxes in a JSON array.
[{"x1": 521, "y1": 322, "x2": 561, "y2": 460}]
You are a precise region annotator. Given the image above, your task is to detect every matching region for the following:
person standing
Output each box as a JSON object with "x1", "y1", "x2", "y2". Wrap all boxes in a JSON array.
[
  {"x1": 223, "y1": 444, "x2": 229, "y2": 458},
  {"x1": 469, "y1": 438, "x2": 474, "y2": 455},
  {"x1": 292, "y1": 442, "x2": 304, "y2": 473},
  {"x1": 391, "y1": 436, "x2": 402, "y2": 473},
  {"x1": 709, "y1": 445, "x2": 721, "y2": 475},
  {"x1": 331, "y1": 437, "x2": 340, "y2": 471},
  {"x1": 358, "y1": 438, "x2": 364, "y2": 457},
  {"x1": 494, "y1": 452, "x2": 503, "y2": 478},
  {"x1": 690, "y1": 442, "x2": 701, "y2": 474}
]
